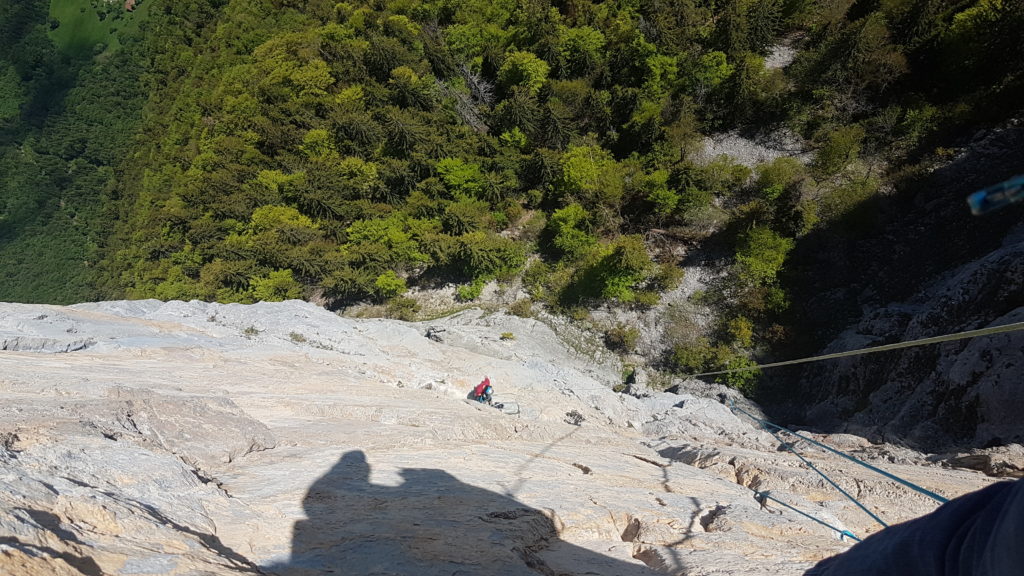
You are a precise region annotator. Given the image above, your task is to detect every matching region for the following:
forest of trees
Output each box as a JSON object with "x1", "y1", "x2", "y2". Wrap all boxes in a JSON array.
[
  {"x1": 0, "y1": 0, "x2": 148, "y2": 302},
  {"x1": 1, "y1": 0, "x2": 1021, "y2": 392}
]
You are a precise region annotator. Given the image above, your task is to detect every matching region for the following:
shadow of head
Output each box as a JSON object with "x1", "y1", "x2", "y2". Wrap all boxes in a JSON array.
[{"x1": 269, "y1": 449, "x2": 667, "y2": 576}]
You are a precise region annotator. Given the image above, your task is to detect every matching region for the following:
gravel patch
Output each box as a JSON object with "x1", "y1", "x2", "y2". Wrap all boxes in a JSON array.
[{"x1": 696, "y1": 129, "x2": 813, "y2": 168}]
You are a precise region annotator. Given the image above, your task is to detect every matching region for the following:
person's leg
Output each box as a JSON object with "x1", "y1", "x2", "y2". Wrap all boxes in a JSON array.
[{"x1": 804, "y1": 479, "x2": 1024, "y2": 576}]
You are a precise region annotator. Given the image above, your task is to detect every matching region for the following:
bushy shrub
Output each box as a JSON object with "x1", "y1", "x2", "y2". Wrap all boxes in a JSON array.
[
  {"x1": 648, "y1": 186, "x2": 681, "y2": 218},
  {"x1": 678, "y1": 185, "x2": 714, "y2": 213},
  {"x1": 385, "y1": 296, "x2": 420, "y2": 321},
  {"x1": 668, "y1": 339, "x2": 760, "y2": 395},
  {"x1": 819, "y1": 177, "x2": 880, "y2": 224},
  {"x1": 251, "y1": 269, "x2": 304, "y2": 301},
  {"x1": 557, "y1": 25, "x2": 606, "y2": 77},
  {"x1": 633, "y1": 290, "x2": 661, "y2": 308},
  {"x1": 457, "y1": 231, "x2": 526, "y2": 279},
  {"x1": 716, "y1": 355, "x2": 760, "y2": 396},
  {"x1": 621, "y1": 364, "x2": 636, "y2": 386},
  {"x1": 813, "y1": 124, "x2": 865, "y2": 176},
  {"x1": 604, "y1": 324, "x2": 640, "y2": 353},
  {"x1": 436, "y1": 157, "x2": 485, "y2": 198},
  {"x1": 555, "y1": 145, "x2": 624, "y2": 212},
  {"x1": 509, "y1": 298, "x2": 533, "y2": 318},
  {"x1": 726, "y1": 316, "x2": 754, "y2": 348},
  {"x1": 545, "y1": 203, "x2": 596, "y2": 260},
  {"x1": 668, "y1": 338, "x2": 715, "y2": 373},
  {"x1": 592, "y1": 235, "x2": 653, "y2": 302},
  {"x1": 343, "y1": 215, "x2": 433, "y2": 272},
  {"x1": 442, "y1": 197, "x2": 491, "y2": 234},
  {"x1": 698, "y1": 155, "x2": 752, "y2": 196},
  {"x1": 456, "y1": 277, "x2": 485, "y2": 301},
  {"x1": 322, "y1": 266, "x2": 376, "y2": 301},
  {"x1": 735, "y1": 226, "x2": 794, "y2": 286},
  {"x1": 300, "y1": 128, "x2": 338, "y2": 160},
  {"x1": 650, "y1": 262, "x2": 685, "y2": 291},
  {"x1": 639, "y1": 169, "x2": 677, "y2": 218},
  {"x1": 755, "y1": 157, "x2": 805, "y2": 202},
  {"x1": 567, "y1": 306, "x2": 590, "y2": 321},
  {"x1": 373, "y1": 270, "x2": 407, "y2": 300},
  {"x1": 522, "y1": 259, "x2": 552, "y2": 300}
]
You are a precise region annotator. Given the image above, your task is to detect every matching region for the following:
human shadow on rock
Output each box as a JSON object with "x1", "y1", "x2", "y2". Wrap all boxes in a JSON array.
[{"x1": 268, "y1": 450, "x2": 666, "y2": 576}]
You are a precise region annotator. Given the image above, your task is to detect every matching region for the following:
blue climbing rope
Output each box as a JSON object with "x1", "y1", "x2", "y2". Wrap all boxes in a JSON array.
[
  {"x1": 754, "y1": 491, "x2": 862, "y2": 543},
  {"x1": 765, "y1": 427, "x2": 889, "y2": 529},
  {"x1": 730, "y1": 400, "x2": 949, "y2": 504}
]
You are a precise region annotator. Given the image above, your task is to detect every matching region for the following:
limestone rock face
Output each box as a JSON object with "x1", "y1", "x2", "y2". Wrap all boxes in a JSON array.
[
  {"x1": 0, "y1": 435, "x2": 263, "y2": 576},
  {"x1": 934, "y1": 444, "x2": 1024, "y2": 478},
  {"x1": 0, "y1": 300, "x2": 994, "y2": 575},
  {"x1": 789, "y1": 236, "x2": 1024, "y2": 452},
  {"x1": 103, "y1": 387, "x2": 277, "y2": 471}
]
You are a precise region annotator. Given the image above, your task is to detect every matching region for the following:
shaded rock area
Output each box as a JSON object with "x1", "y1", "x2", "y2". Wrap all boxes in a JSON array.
[
  {"x1": 785, "y1": 119, "x2": 1024, "y2": 337},
  {"x1": 0, "y1": 300, "x2": 996, "y2": 575},
  {"x1": 774, "y1": 120, "x2": 1024, "y2": 453},
  {"x1": 782, "y1": 234, "x2": 1024, "y2": 452}
]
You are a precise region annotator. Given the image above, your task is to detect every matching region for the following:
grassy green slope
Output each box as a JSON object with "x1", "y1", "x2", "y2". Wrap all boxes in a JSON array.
[
  {"x1": 49, "y1": 0, "x2": 113, "y2": 56},
  {"x1": 48, "y1": 0, "x2": 151, "y2": 58}
]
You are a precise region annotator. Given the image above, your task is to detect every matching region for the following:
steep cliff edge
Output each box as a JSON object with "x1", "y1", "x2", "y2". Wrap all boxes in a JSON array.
[
  {"x1": 785, "y1": 231, "x2": 1023, "y2": 452},
  {"x1": 0, "y1": 300, "x2": 997, "y2": 575},
  {"x1": 768, "y1": 119, "x2": 1024, "y2": 456}
]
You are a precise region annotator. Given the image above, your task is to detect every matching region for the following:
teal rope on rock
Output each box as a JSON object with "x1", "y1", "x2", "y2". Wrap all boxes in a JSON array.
[
  {"x1": 730, "y1": 400, "x2": 949, "y2": 504},
  {"x1": 766, "y1": 427, "x2": 889, "y2": 529},
  {"x1": 754, "y1": 491, "x2": 861, "y2": 543}
]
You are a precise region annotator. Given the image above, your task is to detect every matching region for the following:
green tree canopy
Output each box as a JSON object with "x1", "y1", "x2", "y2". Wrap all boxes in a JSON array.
[{"x1": 498, "y1": 50, "x2": 550, "y2": 94}]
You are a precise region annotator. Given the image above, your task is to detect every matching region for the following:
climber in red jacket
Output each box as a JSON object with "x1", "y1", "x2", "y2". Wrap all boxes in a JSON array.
[{"x1": 471, "y1": 377, "x2": 493, "y2": 404}]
